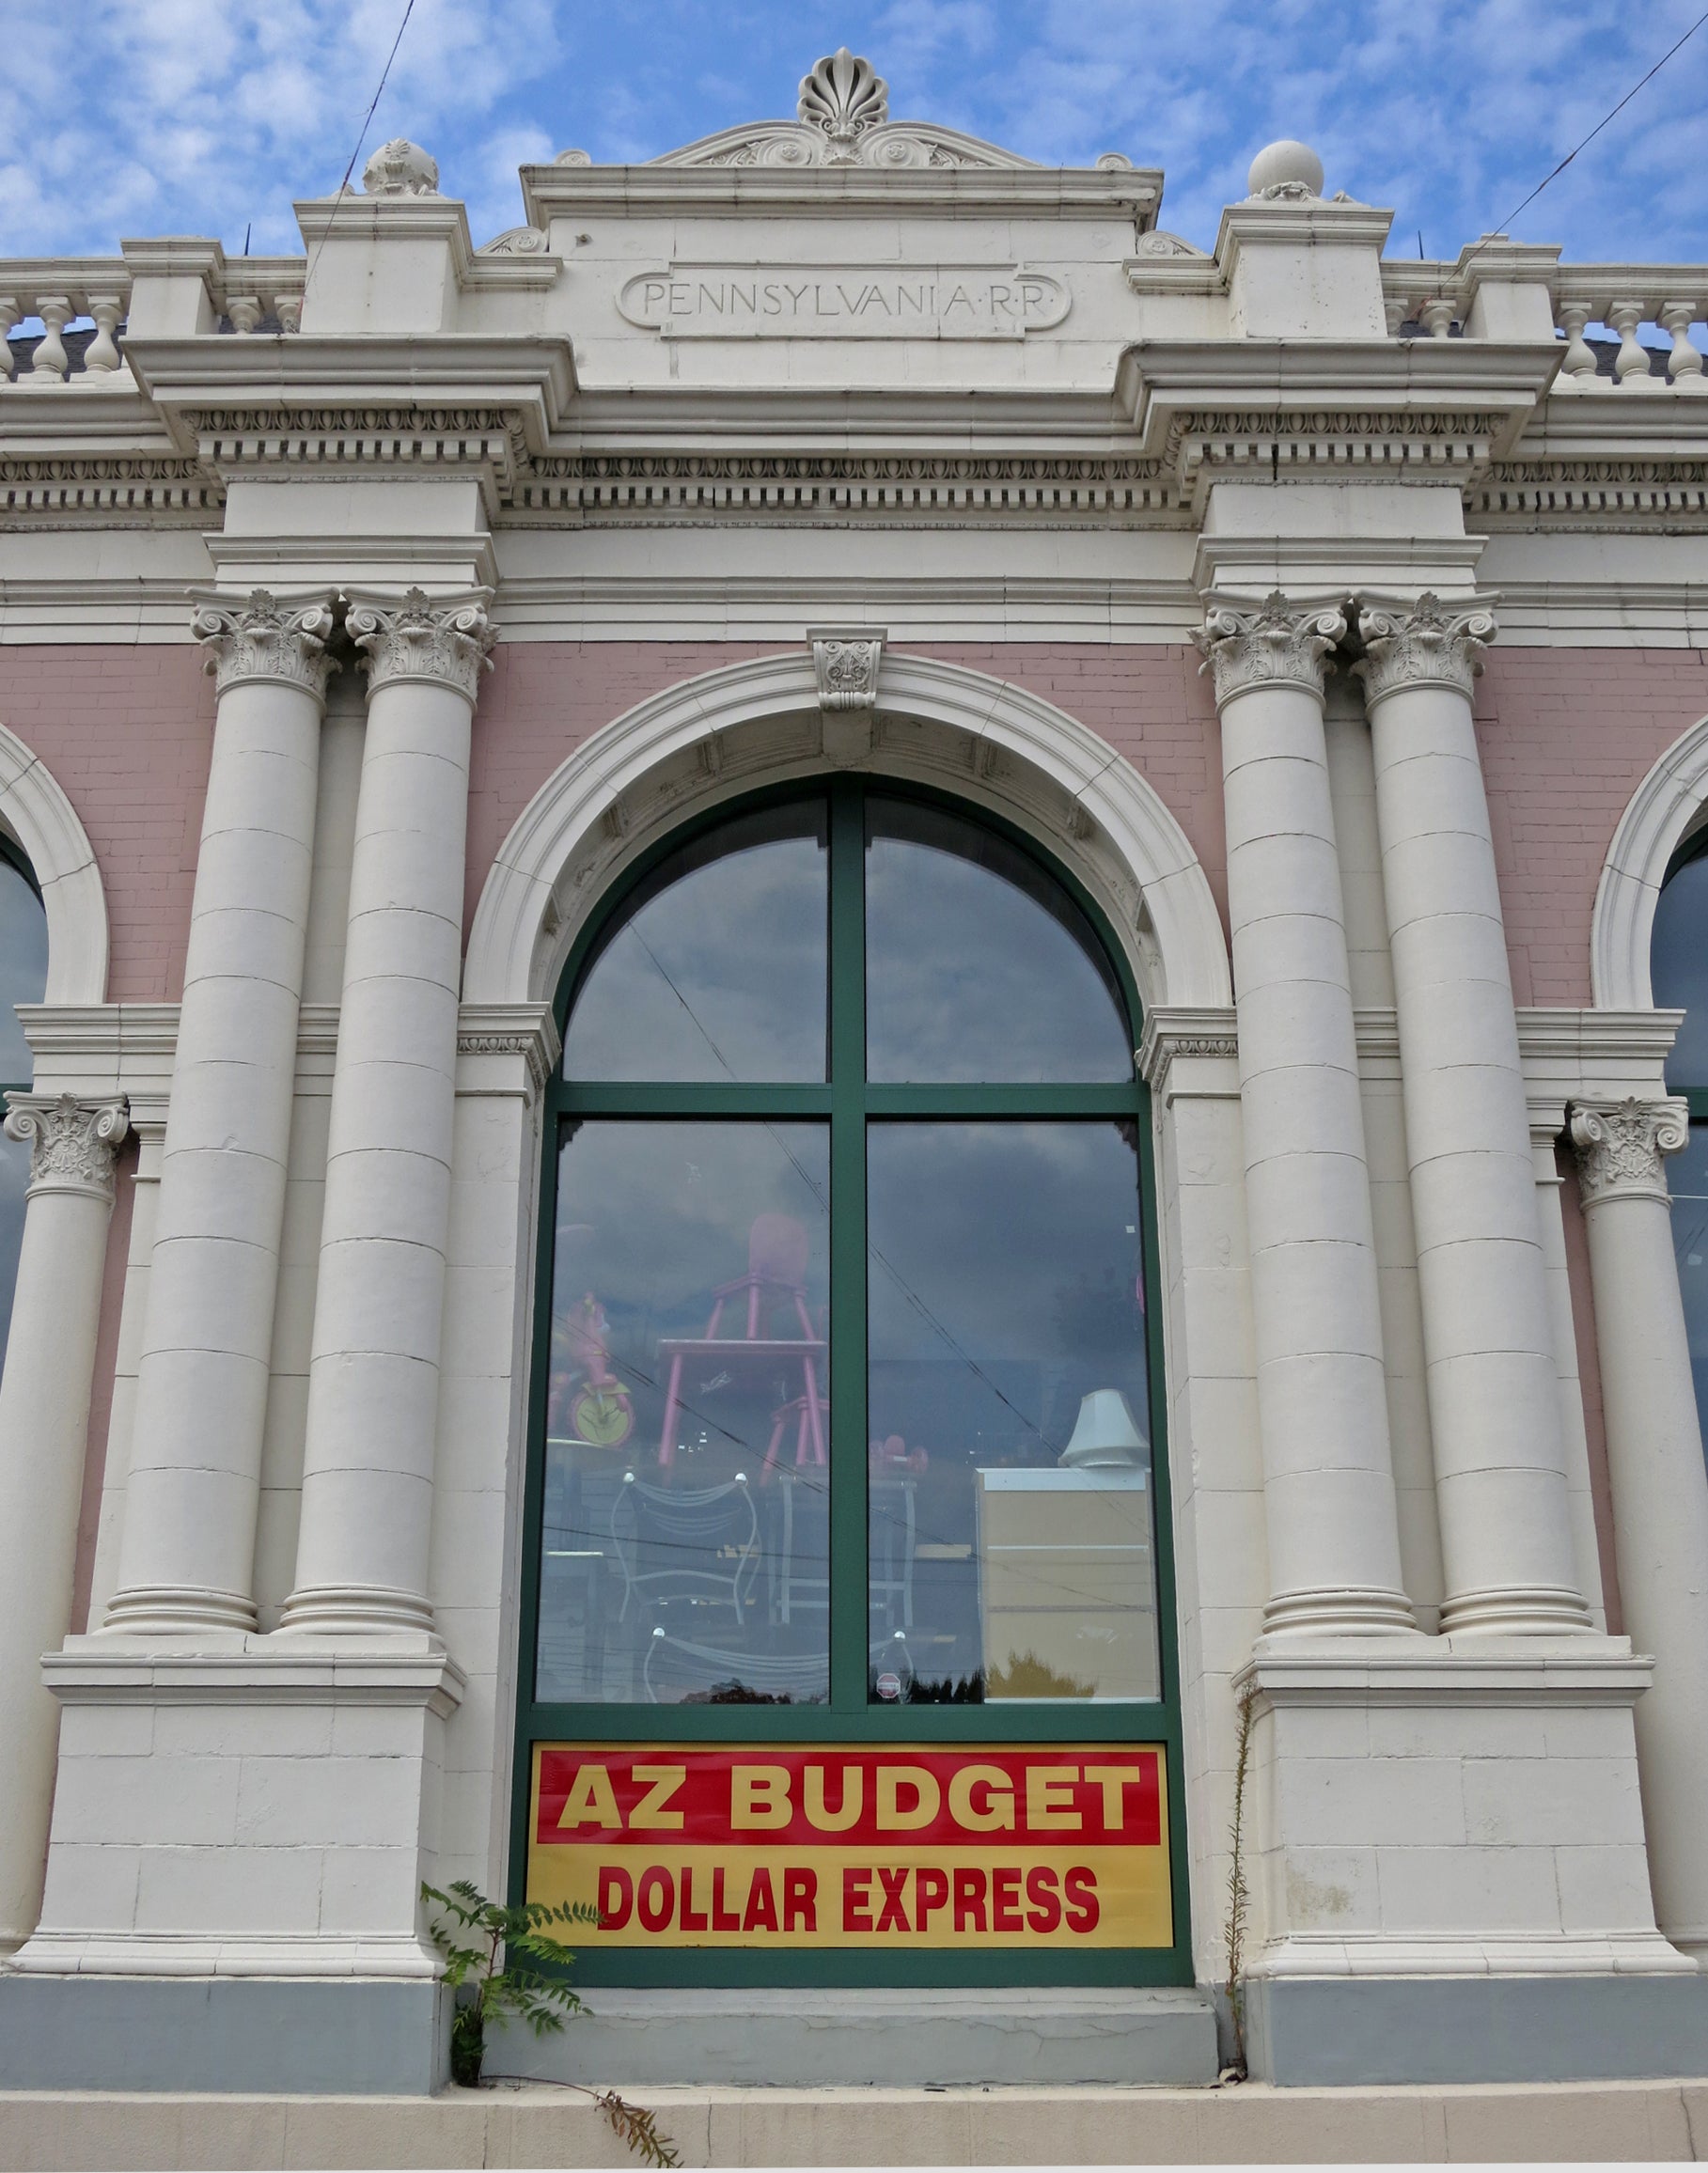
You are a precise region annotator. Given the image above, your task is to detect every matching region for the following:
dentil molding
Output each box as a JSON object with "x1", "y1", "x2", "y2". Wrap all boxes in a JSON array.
[
  {"x1": 3, "y1": 1091, "x2": 129, "y2": 1201},
  {"x1": 189, "y1": 587, "x2": 338, "y2": 702},
  {"x1": 1192, "y1": 589, "x2": 1346, "y2": 706},
  {"x1": 346, "y1": 586, "x2": 496, "y2": 703},
  {"x1": 1569, "y1": 1096, "x2": 1691, "y2": 1207},
  {"x1": 1354, "y1": 591, "x2": 1498, "y2": 704}
]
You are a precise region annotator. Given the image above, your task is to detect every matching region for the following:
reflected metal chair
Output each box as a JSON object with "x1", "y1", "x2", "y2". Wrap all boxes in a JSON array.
[
  {"x1": 608, "y1": 1470, "x2": 760, "y2": 1629},
  {"x1": 642, "y1": 1627, "x2": 828, "y2": 1706}
]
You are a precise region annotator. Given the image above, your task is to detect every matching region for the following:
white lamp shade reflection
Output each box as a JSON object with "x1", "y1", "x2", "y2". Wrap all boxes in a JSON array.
[{"x1": 1059, "y1": 1387, "x2": 1148, "y2": 1468}]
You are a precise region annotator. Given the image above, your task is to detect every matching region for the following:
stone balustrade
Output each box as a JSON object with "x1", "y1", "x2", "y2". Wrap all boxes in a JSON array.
[
  {"x1": 0, "y1": 256, "x2": 305, "y2": 382},
  {"x1": 1381, "y1": 258, "x2": 1707, "y2": 388}
]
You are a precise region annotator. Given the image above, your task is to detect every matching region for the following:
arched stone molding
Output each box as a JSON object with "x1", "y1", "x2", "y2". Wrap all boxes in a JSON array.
[
  {"x1": 463, "y1": 649, "x2": 1230, "y2": 1013},
  {"x1": 0, "y1": 718, "x2": 108, "y2": 1005},
  {"x1": 1592, "y1": 711, "x2": 1708, "y2": 1010}
]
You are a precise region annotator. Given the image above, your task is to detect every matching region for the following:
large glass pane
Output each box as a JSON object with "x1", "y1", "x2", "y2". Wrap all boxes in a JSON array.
[
  {"x1": 0, "y1": 1128, "x2": 28, "y2": 1368},
  {"x1": 1669, "y1": 1123, "x2": 1708, "y2": 1460},
  {"x1": 538, "y1": 1118, "x2": 831, "y2": 1704},
  {"x1": 1652, "y1": 843, "x2": 1708, "y2": 1087},
  {"x1": 864, "y1": 797, "x2": 1131, "y2": 1083},
  {"x1": 866, "y1": 1120, "x2": 1156, "y2": 1704},
  {"x1": 0, "y1": 851, "x2": 47, "y2": 1085},
  {"x1": 563, "y1": 801, "x2": 828, "y2": 1082}
]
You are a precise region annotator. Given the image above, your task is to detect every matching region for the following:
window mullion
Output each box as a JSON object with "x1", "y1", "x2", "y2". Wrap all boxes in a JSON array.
[{"x1": 827, "y1": 778, "x2": 870, "y2": 1711}]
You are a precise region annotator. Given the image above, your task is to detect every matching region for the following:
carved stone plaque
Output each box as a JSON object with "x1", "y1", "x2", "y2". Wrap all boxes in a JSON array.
[{"x1": 617, "y1": 263, "x2": 1071, "y2": 340}]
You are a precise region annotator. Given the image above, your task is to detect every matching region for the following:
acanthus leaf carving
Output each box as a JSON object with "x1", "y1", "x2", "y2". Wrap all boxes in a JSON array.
[
  {"x1": 809, "y1": 628, "x2": 885, "y2": 711},
  {"x1": 345, "y1": 586, "x2": 497, "y2": 704},
  {"x1": 1192, "y1": 588, "x2": 1346, "y2": 706},
  {"x1": 1353, "y1": 591, "x2": 1497, "y2": 705},
  {"x1": 1569, "y1": 1096, "x2": 1690, "y2": 1206},
  {"x1": 4, "y1": 1092, "x2": 129, "y2": 1200},
  {"x1": 189, "y1": 587, "x2": 338, "y2": 700}
]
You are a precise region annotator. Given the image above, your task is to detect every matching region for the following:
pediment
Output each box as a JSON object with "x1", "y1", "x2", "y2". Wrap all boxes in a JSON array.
[{"x1": 651, "y1": 48, "x2": 1036, "y2": 172}]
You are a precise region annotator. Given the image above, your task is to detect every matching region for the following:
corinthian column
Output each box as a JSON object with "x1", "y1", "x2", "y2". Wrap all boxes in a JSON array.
[
  {"x1": 105, "y1": 593, "x2": 336, "y2": 1635},
  {"x1": 1356, "y1": 595, "x2": 1589, "y2": 1634},
  {"x1": 0, "y1": 1093, "x2": 127, "y2": 1946},
  {"x1": 280, "y1": 589, "x2": 494, "y2": 1637},
  {"x1": 1570, "y1": 1099, "x2": 1708, "y2": 1959},
  {"x1": 1195, "y1": 593, "x2": 1414, "y2": 1636}
]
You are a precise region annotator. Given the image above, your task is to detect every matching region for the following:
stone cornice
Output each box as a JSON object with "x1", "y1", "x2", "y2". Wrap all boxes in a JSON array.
[
  {"x1": 189, "y1": 586, "x2": 337, "y2": 701},
  {"x1": 1354, "y1": 591, "x2": 1497, "y2": 704},
  {"x1": 1193, "y1": 589, "x2": 1345, "y2": 707},
  {"x1": 347, "y1": 586, "x2": 496, "y2": 703},
  {"x1": 455, "y1": 1001, "x2": 561, "y2": 1100},
  {"x1": 521, "y1": 161, "x2": 1162, "y2": 224},
  {"x1": 1136, "y1": 1005, "x2": 1240, "y2": 1099},
  {"x1": 2, "y1": 1091, "x2": 129, "y2": 1201},
  {"x1": 1569, "y1": 1096, "x2": 1691, "y2": 1207}
]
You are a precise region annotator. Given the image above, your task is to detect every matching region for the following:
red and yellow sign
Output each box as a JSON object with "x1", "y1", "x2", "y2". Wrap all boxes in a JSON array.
[{"x1": 527, "y1": 1743, "x2": 1172, "y2": 1948}]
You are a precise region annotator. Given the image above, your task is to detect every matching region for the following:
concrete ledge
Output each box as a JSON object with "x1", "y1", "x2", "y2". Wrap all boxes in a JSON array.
[
  {"x1": 490, "y1": 1987, "x2": 1221, "y2": 2088},
  {"x1": 1249, "y1": 1973, "x2": 1708, "y2": 2086},
  {"x1": 3, "y1": 2078, "x2": 1708, "y2": 2167},
  {"x1": 0, "y1": 1977, "x2": 447, "y2": 2095}
]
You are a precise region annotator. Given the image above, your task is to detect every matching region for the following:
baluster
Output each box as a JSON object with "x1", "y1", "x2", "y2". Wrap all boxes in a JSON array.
[
  {"x1": 1658, "y1": 301, "x2": 1705, "y2": 390},
  {"x1": 1606, "y1": 298, "x2": 1655, "y2": 385},
  {"x1": 0, "y1": 297, "x2": 19, "y2": 382},
  {"x1": 1419, "y1": 296, "x2": 1455, "y2": 339},
  {"x1": 83, "y1": 293, "x2": 123, "y2": 374},
  {"x1": 226, "y1": 295, "x2": 263, "y2": 336},
  {"x1": 1557, "y1": 300, "x2": 1599, "y2": 383},
  {"x1": 1384, "y1": 293, "x2": 1410, "y2": 337},
  {"x1": 274, "y1": 290, "x2": 303, "y2": 336},
  {"x1": 29, "y1": 295, "x2": 71, "y2": 383}
]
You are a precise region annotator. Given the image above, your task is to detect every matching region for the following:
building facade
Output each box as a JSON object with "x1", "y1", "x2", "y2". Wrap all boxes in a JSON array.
[{"x1": 1, "y1": 48, "x2": 1707, "y2": 2097}]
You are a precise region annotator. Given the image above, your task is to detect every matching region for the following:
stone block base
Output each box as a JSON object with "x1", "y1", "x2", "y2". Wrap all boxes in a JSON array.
[
  {"x1": 489, "y1": 1987, "x2": 1221, "y2": 2088},
  {"x1": 1247, "y1": 1973, "x2": 1708, "y2": 2086},
  {"x1": 0, "y1": 1976, "x2": 447, "y2": 2094},
  {"x1": 3, "y1": 2076, "x2": 1708, "y2": 2165}
]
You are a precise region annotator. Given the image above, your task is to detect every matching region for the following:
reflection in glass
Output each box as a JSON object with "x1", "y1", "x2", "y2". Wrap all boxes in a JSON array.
[
  {"x1": 0, "y1": 851, "x2": 47, "y2": 1086},
  {"x1": 1669, "y1": 1124, "x2": 1708, "y2": 1462},
  {"x1": 865, "y1": 798, "x2": 1132, "y2": 1083},
  {"x1": 563, "y1": 801, "x2": 828, "y2": 1083},
  {"x1": 0, "y1": 1130, "x2": 28, "y2": 1366},
  {"x1": 1653, "y1": 842, "x2": 1708, "y2": 1088},
  {"x1": 865, "y1": 1121, "x2": 1156, "y2": 1704},
  {"x1": 537, "y1": 1118, "x2": 831, "y2": 1705}
]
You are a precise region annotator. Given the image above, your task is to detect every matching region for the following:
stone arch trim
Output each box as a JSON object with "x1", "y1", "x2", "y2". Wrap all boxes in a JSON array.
[
  {"x1": 0, "y1": 718, "x2": 108, "y2": 1004},
  {"x1": 463, "y1": 649, "x2": 1230, "y2": 1011},
  {"x1": 1592, "y1": 711, "x2": 1708, "y2": 1010}
]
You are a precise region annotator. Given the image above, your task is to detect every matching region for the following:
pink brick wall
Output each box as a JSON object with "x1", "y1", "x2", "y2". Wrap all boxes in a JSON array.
[
  {"x1": 1478, "y1": 649, "x2": 1708, "y2": 1007},
  {"x1": 5, "y1": 640, "x2": 1705, "y2": 1013},
  {"x1": 465, "y1": 640, "x2": 1230, "y2": 945},
  {"x1": 0, "y1": 645, "x2": 213, "y2": 1003}
]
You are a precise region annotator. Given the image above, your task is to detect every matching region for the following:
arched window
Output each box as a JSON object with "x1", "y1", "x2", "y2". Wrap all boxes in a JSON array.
[
  {"x1": 516, "y1": 779, "x2": 1184, "y2": 1984},
  {"x1": 1653, "y1": 828, "x2": 1708, "y2": 1443},
  {"x1": 0, "y1": 835, "x2": 49, "y2": 1362}
]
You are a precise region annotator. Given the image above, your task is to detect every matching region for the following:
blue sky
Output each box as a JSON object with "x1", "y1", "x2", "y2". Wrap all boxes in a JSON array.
[{"x1": 3, "y1": 0, "x2": 1705, "y2": 266}]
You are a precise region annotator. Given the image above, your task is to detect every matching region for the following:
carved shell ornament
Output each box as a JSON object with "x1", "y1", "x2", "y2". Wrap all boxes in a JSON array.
[
  {"x1": 797, "y1": 47, "x2": 889, "y2": 159},
  {"x1": 362, "y1": 138, "x2": 440, "y2": 197}
]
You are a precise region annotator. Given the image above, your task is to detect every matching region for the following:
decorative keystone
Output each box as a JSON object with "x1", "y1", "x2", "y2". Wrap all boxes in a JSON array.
[
  {"x1": 1570, "y1": 1097, "x2": 1689, "y2": 1208},
  {"x1": 808, "y1": 626, "x2": 885, "y2": 765},
  {"x1": 1353, "y1": 592, "x2": 1497, "y2": 706},
  {"x1": 1192, "y1": 590, "x2": 1346, "y2": 708},
  {"x1": 4, "y1": 1093, "x2": 129, "y2": 1202},
  {"x1": 346, "y1": 586, "x2": 496, "y2": 704},
  {"x1": 190, "y1": 589, "x2": 338, "y2": 702}
]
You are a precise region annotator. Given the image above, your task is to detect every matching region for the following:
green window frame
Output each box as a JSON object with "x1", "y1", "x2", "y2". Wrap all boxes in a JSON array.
[
  {"x1": 509, "y1": 774, "x2": 1192, "y2": 1987},
  {"x1": 1655, "y1": 827, "x2": 1708, "y2": 1453}
]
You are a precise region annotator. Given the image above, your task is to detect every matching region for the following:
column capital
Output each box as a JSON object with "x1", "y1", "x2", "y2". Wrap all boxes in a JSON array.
[
  {"x1": 1570, "y1": 1096, "x2": 1690, "y2": 1207},
  {"x1": 1353, "y1": 591, "x2": 1497, "y2": 705},
  {"x1": 189, "y1": 588, "x2": 338, "y2": 702},
  {"x1": 346, "y1": 586, "x2": 496, "y2": 705},
  {"x1": 1191, "y1": 589, "x2": 1346, "y2": 709},
  {"x1": 3, "y1": 1092, "x2": 129, "y2": 1203}
]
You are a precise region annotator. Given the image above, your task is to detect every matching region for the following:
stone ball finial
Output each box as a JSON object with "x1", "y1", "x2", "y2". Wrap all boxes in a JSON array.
[
  {"x1": 1246, "y1": 139, "x2": 1324, "y2": 201},
  {"x1": 362, "y1": 138, "x2": 440, "y2": 197}
]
